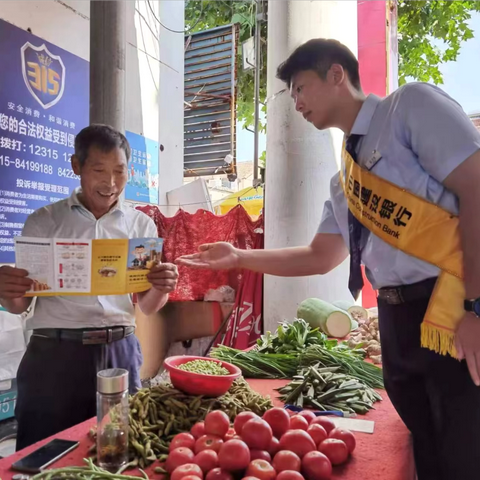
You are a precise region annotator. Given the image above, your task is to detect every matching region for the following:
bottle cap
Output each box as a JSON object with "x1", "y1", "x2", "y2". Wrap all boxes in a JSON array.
[{"x1": 97, "y1": 368, "x2": 129, "y2": 394}]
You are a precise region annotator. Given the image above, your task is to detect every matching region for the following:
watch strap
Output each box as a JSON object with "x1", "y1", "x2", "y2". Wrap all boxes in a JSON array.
[{"x1": 464, "y1": 298, "x2": 480, "y2": 316}]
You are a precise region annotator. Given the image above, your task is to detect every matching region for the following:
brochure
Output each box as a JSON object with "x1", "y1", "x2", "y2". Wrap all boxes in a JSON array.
[{"x1": 14, "y1": 237, "x2": 164, "y2": 296}]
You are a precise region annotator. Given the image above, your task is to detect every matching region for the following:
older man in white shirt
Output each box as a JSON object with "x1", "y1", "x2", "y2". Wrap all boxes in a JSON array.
[{"x1": 0, "y1": 124, "x2": 178, "y2": 450}]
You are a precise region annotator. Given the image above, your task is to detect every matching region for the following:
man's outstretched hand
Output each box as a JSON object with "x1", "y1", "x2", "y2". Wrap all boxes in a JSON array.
[{"x1": 176, "y1": 242, "x2": 240, "y2": 270}]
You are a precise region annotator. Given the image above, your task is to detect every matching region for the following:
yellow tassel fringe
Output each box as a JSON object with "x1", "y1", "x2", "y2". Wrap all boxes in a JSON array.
[{"x1": 421, "y1": 322, "x2": 457, "y2": 358}]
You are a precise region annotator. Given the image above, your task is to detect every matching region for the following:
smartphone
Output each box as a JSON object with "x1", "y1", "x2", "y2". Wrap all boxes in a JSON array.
[{"x1": 12, "y1": 438, "x2": 79, "y2": 473}]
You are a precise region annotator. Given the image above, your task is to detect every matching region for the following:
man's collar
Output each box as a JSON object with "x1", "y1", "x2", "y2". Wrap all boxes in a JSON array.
[
  {"x1": 350, "y1": 94, "x2": 381, "y2": 136},
  {"x1": 67, "y1": 187, "x2": 126, "y2": 216},
  {"x1": 67, "y1": 187, "x2": 82, "y2": 209}
]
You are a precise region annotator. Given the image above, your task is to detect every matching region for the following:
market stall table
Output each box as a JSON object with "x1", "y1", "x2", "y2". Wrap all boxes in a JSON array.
[{"x1": 0, "y1": 379, "x2": 415, "y2": 480}]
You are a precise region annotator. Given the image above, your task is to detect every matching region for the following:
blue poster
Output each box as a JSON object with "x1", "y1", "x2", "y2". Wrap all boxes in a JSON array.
[
  {"x1": 0, "y1": 20, "x2": 89, "y2": 263},
  {"x1": 125, "y1": 131, "x2": 159, "y2": 205}
]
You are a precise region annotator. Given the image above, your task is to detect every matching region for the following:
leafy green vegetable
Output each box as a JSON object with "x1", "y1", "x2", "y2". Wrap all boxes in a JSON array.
[
  {"x1": 256, "y1": 318, "x2": 327, "y2": 354},
  {"x1": 211, "y1": 319, "x2": 384, "y2": 389},
  {"x1": 211, "y1": 346, "x2": 298, "y2": 379}
]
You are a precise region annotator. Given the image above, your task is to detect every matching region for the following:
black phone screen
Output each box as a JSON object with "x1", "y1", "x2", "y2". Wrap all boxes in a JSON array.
[{"x1": 12, "y1": 439, "x2": 79, "y2": 473}]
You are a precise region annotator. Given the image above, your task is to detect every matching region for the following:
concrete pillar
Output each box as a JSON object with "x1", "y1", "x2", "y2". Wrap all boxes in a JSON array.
[
  {"x1": 90, "y1": 0, "x2": 126, "y2": 131},
  {"x1": 157, "y1": 0, "x2": 185, "y2": 215},
  {"x1": 264, "y1": 1, "x2": 358, "y2": 331}
]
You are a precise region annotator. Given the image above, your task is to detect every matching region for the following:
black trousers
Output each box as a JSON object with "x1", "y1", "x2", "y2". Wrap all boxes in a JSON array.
[
  {"x1": 15, "y1": 332, "x2": 143, "y2": 451},
  {"x1": 378, "y1": 284, "x2": 480, "y2": 480}
]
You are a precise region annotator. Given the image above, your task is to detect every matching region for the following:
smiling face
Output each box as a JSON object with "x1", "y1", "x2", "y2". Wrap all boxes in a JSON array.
[
  {"x1": 72, "y1": 146, "x2": 128, "y2": 219},
  {"x1": 290, "y1": 68, "x2": 342, "y2": 130}
]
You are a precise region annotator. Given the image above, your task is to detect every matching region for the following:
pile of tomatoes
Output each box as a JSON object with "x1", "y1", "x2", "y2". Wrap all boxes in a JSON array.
[{"x1": 164, "y1": 407, "x2": 356, "y2": 480}]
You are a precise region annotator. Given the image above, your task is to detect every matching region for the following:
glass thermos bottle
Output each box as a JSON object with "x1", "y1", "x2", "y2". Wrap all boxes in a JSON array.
[{"x1": 96, "y1": 368, "x2": 129, "y2": 471}]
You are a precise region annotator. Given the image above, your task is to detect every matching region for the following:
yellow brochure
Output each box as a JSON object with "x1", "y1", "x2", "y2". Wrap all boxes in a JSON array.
[{"x1": 14, "y1": 236, "x2": 164, "y2": 296}]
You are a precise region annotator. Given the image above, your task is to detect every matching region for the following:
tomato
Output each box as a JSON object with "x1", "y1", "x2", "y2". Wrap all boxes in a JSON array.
[
  {"x1": 166, "y1": 447, "x2": 195, "y2": 473},
  {"x1": 218, "y1": 439, "x2": 251, "y2": 472},
  {"x1": 267, "y1": 436, "x2": 280, "y2": 457},
  {"x1": 289, "y1": 415, "x2": 309, "y2": 431},
  {"x1": 180, "y1": 476, "x2": 202, "y2": 480},
  {"x1": 310, "y1": 418, "x2": 335, "y2": 435},
  {"x1": 297, "y1": 411, "x2": 316, "y2": 425},
  {"x1": 277, "y1": 471, "x2": 305, "y2": 480},
  {"x1": 241, "y1": 418, "x2": 273, "y2": 450},
  {"x1": 234, "y1": 412, "x2": 259, "y2": 435},
  {"x1": 263, "y1": 407, "x2": 291, "y2": 438},
  {"x1": 205, "y1": 411, "x2": 231, "y2": 438},
  {"x1": 194, "y1": 449, "x2": 219, "y2": 473},
  {"x1": 328, "y1": 428, "x2": 356, "y2": 454},
  {"x1": 245, "y1": 460, "x2": 277, "y2": 480},
  {"x1": 191, "y1": 422, "x2": 206, "y2": 440},
  {"x1": 195, "y1": 435, "x2": 224, "y2": 454},
  {"x1": 171, "y1": 463, "x2": 204, "y2": 480},
  {"x1": 224, "y1": 428, "x2": 236, "y2": 441},
  {"x1": 170, "y1": 433, "x2": 197, "y2": 451},
  {"x1": 205, "y1": 468, "x2": 234, "y2": 480},
  {"x1": 301, "y1": 451, "x2": 332, "y2": 480},
  {"x1": 318, "y1": 439, "x2": 349, "y2": 466},
  {"x1": 250, "y1": 450, "x2": 272, "y2": 462},
  {"x1": 279, "y1": 430, "x2": 316, "y2": 458},
  {"x1": 306, "y1": 424, "x2": 327, "y2": 446},
  {"x1": 272, "y1": 450, "x2": 301, "y2": 473}
]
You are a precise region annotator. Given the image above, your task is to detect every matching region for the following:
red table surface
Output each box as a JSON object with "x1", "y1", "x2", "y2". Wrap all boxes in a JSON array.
[{"x1": 0, "y1": 379, "x2": 414, "y2": 480}]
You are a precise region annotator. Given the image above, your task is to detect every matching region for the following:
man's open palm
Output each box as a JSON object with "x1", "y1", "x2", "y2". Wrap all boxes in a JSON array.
[{"x1": 176, "y1": 242, "x2": 239, "y2": 270}]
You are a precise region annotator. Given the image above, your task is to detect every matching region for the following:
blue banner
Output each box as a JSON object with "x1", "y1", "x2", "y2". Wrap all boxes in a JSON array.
[
  {"x1": 0, "y1": 20, "x2": 89, "y2": 263},
  {"x1": 125, "y1": 131, "x2": 159, "y2": 205}
]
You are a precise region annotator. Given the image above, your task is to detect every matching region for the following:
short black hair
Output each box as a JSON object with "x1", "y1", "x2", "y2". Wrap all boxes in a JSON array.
[
  {"x1": 276, "y1": 38, "x2": 361, "y2": 90},
  {"x1": 74, "y1": 124, "x2": 131, "y2": 167}
]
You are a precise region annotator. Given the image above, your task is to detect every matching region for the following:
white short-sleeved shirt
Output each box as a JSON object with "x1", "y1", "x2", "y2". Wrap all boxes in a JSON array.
[
  {"x1": 22, "y1": 188, "x2": 158, "y2": 329},
  {"x1": 318, "y1": 82, "x2": 480, "y2": 289}
]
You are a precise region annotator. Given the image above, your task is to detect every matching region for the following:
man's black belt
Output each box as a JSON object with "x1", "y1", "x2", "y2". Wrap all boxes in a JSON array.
[
  {"x1": 32, "y1": 326, "x2": 135, "y2": 345},
  {"x1": 377, "y1": 277, "x2": 438, "y2": 305}
]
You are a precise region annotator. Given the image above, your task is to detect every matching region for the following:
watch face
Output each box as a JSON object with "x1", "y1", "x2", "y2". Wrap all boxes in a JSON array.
[{"x1": 474, "y1": 300, "x2": 480, "y2": 317}]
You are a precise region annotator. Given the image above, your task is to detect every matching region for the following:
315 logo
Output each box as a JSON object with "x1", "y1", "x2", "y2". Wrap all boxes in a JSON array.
[{"x1": 21, "y1": 42, "x2": 66, "y2": 110}]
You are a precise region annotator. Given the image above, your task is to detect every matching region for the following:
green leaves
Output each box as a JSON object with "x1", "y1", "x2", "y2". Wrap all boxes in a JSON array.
[
  {"x1": 185, "y1": 0, "x2": 480, "y2": 163},
  {"x1": 256, "y1": 318, "x2": 327, "y2": 355},
  {"x1": 398, "y1": 0, "x2": 480, "y2": 86}
]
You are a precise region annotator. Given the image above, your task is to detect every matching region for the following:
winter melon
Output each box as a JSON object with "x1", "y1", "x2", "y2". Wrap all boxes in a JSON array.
[
  {"x1": 332, "y1": 301, "x2": 362, "y2": 330},
  {"x1": 332, "y1": 300, "x2": 353, "y2": 312},
  {"x1": 297, "y1": 298, "x2": 352, "y2": 338}
]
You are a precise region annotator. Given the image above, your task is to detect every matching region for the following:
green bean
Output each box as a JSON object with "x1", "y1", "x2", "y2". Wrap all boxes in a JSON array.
[
  {"x1": 177, "y1": 359, "x2": 230, "y2": 375},
  {"x1": 101, "y1": 378, "x2": 273, "y2": 468},
  {"x1": 31, "y1": 458, "x2": 149, "y2": 480}
]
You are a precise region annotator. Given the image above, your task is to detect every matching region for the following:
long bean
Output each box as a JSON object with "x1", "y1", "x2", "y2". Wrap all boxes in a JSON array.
[
  {"x1": 90, "y1": 378, "x2": 273, "y2": 468},
  {"x1": 31, "y1": 458, "x2": 148, "y2": 480}
]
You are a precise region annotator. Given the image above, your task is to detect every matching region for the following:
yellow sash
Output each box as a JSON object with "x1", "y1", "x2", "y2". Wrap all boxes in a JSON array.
[{"x1": 340, "y1": 146, "x2": 464, "y2": 357}]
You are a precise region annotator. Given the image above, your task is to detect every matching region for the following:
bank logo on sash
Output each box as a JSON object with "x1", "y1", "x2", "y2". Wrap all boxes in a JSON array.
[{"x1": 20, "y1": 42, "x2": 66, "y2": 109}]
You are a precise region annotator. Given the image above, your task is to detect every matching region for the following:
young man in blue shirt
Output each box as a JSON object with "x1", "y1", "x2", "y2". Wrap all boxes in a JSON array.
[{"x1": 178, "y1": 39, "x2": 480, "y2": 479}]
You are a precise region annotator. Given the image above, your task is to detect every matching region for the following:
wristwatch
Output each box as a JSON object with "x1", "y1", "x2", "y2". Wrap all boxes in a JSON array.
[{"x1": 464, "y1": 298, "x2": 480, "y2": 317}]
